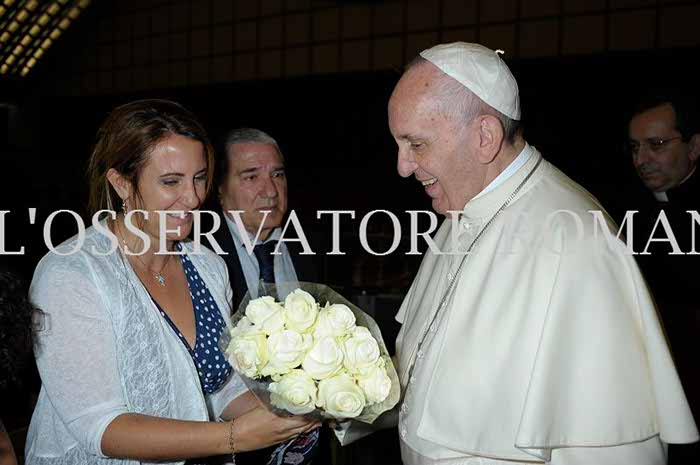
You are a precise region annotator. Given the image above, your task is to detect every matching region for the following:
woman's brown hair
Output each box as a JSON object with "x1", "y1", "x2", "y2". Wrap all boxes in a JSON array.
[{"x1": 87, "y1": 99, "x2": 214, "y2": 215}]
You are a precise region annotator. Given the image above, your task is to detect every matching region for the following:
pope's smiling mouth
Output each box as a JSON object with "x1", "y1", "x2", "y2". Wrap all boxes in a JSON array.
[{"x1": 421, "y1": 178, "x2": 437, "y2": 187}]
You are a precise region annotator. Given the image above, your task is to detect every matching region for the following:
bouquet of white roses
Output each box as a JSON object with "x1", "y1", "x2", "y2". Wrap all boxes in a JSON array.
[{"x1": 222, "y1": 283, "x2": 400, "y2": 422}]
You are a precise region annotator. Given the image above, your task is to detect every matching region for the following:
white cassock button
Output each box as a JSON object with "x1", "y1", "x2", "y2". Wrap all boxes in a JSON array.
[
  {"x1": 446, "y1": 273, "x2": 453, "y2": 282},
  {"x1": 410, "y1": 376, "x2": 416, "y2": 384},
  {"x1": 462, "y1": 222, "x2": 470, "y2": 230},
  {"x1": 417, "y1": 350, "x2": 424, "y2": 359},
  {"x1": 400, "y1": 427, "x2": 407, "y2": 438},
  {"x1": 429, "y1": 323, "x2": 437, "y2": 333},
  {"x1": 401, "y1": 403, "x2": 408, "y2": 413}
]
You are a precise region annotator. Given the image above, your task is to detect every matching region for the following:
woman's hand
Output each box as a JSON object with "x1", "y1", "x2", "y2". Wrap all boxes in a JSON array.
[
  {"x1": 232, "y1": 406, "x2": 321, "y2": 452},
  {"x1": 220, "y1": 391, "x2": 261, "y2": 420}
]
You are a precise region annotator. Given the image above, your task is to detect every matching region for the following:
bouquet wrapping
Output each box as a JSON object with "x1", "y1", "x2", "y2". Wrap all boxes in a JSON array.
[{"x1": 221, "y1": 282, "x2": 400, "y2": 423}]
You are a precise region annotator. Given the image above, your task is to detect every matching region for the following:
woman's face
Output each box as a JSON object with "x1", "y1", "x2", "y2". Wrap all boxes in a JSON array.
[{"x1": 129, "y1": 134, "x2": 208, "y2": 247}]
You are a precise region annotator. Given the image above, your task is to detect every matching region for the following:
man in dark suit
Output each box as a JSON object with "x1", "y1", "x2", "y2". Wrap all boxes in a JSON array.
[
  {"x1": 628, "y1": 94, "x2": 698, "y2": 208},
  {"x1": 626, "y1": 93, "x2": 699, "y2": 297},
  {"x1": 207, "y1": 128, "x2": 323, "y2": 465},
  {"x1": 627, "y1": 92, "x2": 700, "y2": 464},
  {"x1": 211, "y1": 128, "x2": 317, "y2": 310}
]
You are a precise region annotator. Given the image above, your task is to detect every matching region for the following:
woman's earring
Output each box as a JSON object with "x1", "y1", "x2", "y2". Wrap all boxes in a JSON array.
[{"x1": 122, "y1": 199, "x2": 128, "y2": 215}]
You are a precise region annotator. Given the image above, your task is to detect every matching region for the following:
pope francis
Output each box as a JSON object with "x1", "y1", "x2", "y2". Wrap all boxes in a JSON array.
[{"x1": 384, "y1": 42, "x2": 699, "y2": 465}]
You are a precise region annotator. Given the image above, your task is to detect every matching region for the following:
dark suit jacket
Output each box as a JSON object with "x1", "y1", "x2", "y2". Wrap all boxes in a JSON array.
[
  {"x1": 627, "y1": 171, "x2": 700, "y2": 437},
  {"x1": 203, "y1": 208, "x2": 318, "y2": 312},
  {"x1": 631, "y1": 170, "x2": 699, "y2": 305},
  {"x1": 198, "y1": 209, "x2": 326, "y2": 465}
]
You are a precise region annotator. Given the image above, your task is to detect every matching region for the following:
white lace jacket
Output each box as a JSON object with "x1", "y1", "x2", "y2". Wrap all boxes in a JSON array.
[{"x1": 26, "y1": 224, "x2": 247, "y2": 465}]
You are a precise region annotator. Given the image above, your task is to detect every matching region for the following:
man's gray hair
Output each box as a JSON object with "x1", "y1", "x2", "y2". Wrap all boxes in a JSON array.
[
  {"x1": 215, "y1": 128, "x2": 283, "y2": 189},
  {"x1": 406, "y1": 56, "x2": 521, "y2": 144},
  {"x1": 223, "y1": 128, "x2": 280, "y2": 157}
]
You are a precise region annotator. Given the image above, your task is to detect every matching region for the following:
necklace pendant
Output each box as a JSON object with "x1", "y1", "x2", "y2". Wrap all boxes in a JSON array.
[{"x1": 155, "y1": 274, "x2": 166, "y2": 286}]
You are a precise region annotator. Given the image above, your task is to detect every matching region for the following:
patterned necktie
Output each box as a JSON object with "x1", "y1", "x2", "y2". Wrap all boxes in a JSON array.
[{"x1": 253, "y1": 241, "x2": 277, "y2": 283}]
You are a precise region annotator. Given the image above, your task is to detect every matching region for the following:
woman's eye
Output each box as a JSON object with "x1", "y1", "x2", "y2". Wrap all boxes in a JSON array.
[
  {"x1": 162, "y1": 179, "x2": 178, "y2": 186},
  {"x1": 194, "y1": 175, "x2": 207, "y2": 183}
]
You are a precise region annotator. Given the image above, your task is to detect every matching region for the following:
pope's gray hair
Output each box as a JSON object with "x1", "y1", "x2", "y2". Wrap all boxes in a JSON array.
[{"x1": 405, "y1": 56, "x2": 521, "y2": 144}]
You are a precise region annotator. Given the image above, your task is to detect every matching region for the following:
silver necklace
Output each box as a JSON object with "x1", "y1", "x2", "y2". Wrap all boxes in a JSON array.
[
  {"x1": 401, "y1": 156, "x2": 543, "y2": 388},
  {"x1": 116, "y1": 219, "x2": 172, "y2": 287},
  {"x1": 137, "y1": 254, "x2": 170, "y2": 287}
]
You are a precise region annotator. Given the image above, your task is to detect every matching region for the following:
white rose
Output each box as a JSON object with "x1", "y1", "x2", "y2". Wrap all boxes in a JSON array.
[
  {"x1": 284, "y1": 289, "x2": 319, "y2": 333},
  {"x1": 343, "y1": 326, "x2": 381, "y2": 376},
  {"x1": 302, "y1": 336, "x2": 344, "y2": 380},
  {"x1": 317, "y1": 373, "x2": 366, "y2": 419},
  {"x1": 245, "y1": 296, "x2": 285, "y2": 335},
  {"x1": 230, "y1": 316, "x2": 262, "y2": 338},
  {"x1": 269, "y1": 369, "x2": 318, "y2": 415},
  {"x1": 356, "y1": 364, "x2": 391, "y2": 404},
  {"x1": 313, "y1": 304, "x2": 356, "y2": 339},
  {"x1": 226, "y1": 331, "x2": 268, "y2": 379},
  {"x1": 262, "y1": 329, "x2": 313, "y2": 377}
]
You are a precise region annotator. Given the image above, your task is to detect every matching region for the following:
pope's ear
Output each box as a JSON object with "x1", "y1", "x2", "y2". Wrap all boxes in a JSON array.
[
  {"x1": 477, "y1": 115, "x2": 504, "y2": 164},
  {"x1": 688, "y1": 133, "x2": 700, "y2": 162},
  {"x1": 106, "y1": 168, "x2": 133, "y2": 203}
]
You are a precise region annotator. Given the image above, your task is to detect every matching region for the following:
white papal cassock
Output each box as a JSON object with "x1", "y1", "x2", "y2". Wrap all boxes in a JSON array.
[{"x1": 395, "y1": 144, "x2": 698, "y2": 465}]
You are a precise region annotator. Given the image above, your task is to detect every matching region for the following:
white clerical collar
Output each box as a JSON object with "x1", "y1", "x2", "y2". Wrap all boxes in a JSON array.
[
  {"x1": 223, "y1": 211, "x2": 281, "y2": 247},
  {"x1": 652, "y1": 166, "x2": 696, "y2": 203},
  {"x1": 471, "y1": 143, "x2": 533, "y2": 202},
  {"x1": 653, "y1": 191, "x2": 669, "y2": 203}
]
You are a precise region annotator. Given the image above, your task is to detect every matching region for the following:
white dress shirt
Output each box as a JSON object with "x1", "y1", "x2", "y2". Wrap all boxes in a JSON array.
[{"x1": 224, "y1": 213, "x2": 299, "y2": 300}]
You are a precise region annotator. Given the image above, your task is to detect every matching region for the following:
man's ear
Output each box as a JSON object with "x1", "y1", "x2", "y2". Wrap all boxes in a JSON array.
[
  {"x1": 106, "y1": 168, "x2": 133, "y2": 205},
  {"x1": 476, "y1": 115, "x2": 504, "y2": 164},
  {"x1": 688, "y1": 133, "x2": 700, "y2": 162}
]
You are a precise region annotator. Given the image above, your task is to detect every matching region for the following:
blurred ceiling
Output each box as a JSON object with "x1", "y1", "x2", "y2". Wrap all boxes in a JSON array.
[{"x1": 0, "y1": 0, "x2": 91, "y2": 78}]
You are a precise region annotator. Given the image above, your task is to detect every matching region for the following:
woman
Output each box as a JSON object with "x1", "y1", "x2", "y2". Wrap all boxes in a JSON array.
[{"x1": 26, "y1": 100, "x2": 319, "y2": 464}]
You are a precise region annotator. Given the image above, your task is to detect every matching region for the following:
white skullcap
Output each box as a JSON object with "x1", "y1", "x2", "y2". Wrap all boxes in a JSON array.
[{"x1": 420, "y1": 42, "x2": 521, "y2": 121}]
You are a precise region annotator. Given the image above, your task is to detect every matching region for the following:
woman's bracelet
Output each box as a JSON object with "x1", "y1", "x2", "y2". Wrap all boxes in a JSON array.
[{"x1": 228, "y1": 419, "x2": 237, "y2": 464}]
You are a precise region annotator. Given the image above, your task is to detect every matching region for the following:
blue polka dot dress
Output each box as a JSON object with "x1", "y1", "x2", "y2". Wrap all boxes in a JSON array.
[
  {"x1": 153, "y1": 244, "x2": 232, "y2": 394},
  {"x1": 154, "y1": 244, "x2": 319, "y2": 465}
]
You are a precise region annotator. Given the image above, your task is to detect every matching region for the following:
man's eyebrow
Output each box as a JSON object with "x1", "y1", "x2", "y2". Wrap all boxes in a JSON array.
[{"x1": 238, "y1": 167, "x2": 260, "y2": 175}]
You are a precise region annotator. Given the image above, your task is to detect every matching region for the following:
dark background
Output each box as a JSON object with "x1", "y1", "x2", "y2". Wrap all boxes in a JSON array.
[
  {"x1": 4, "y1": 48, "x2": 696, "y2": 280},
  {"x1": 1, "y1": 1, "x2": 699, "y2": 463}
]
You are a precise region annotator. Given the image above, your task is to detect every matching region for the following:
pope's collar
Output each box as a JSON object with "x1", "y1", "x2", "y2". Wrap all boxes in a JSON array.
[{"x1": 460, "y1": 143, "x2": 542, "y2": 220}]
